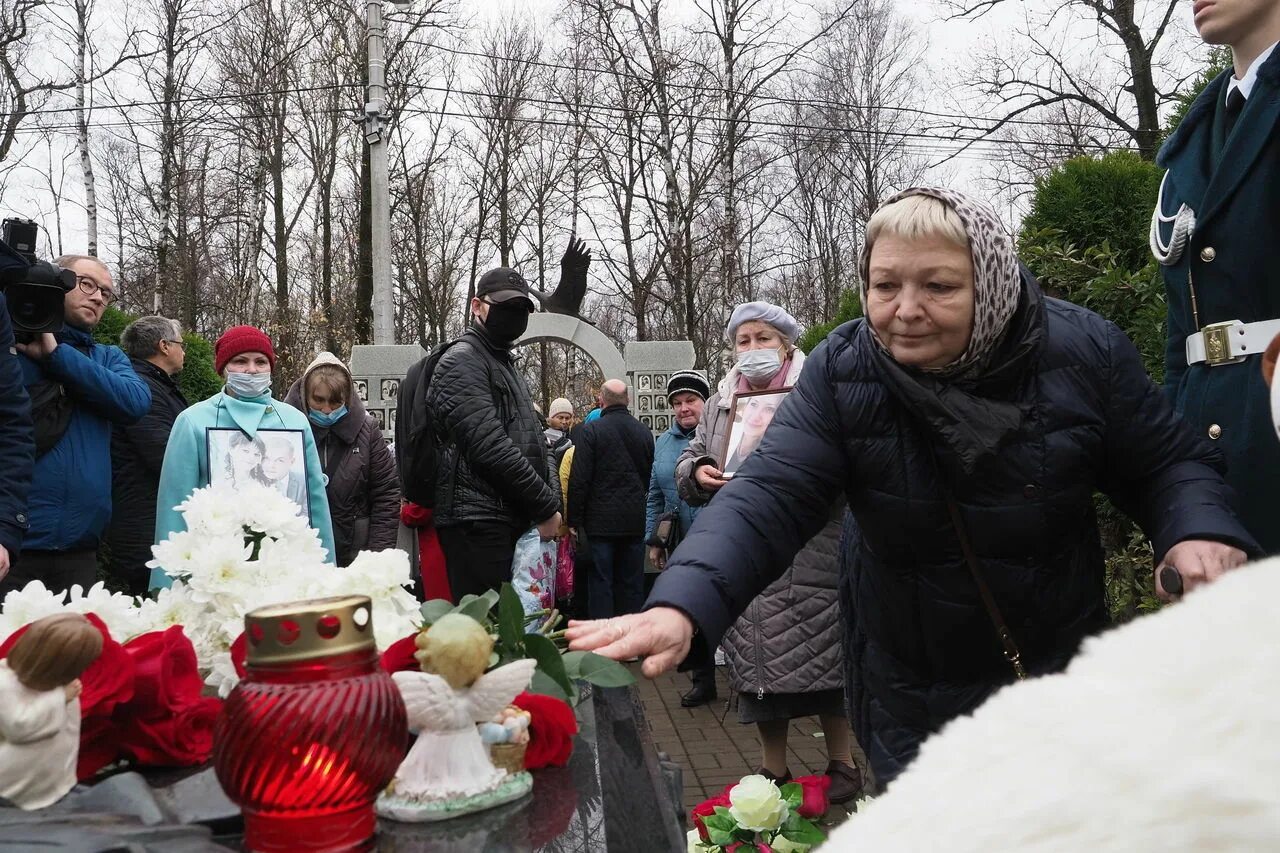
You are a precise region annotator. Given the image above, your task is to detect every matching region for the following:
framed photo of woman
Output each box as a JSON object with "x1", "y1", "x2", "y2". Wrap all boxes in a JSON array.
[
  {"x1": 722, "y1": 388, "x2": 791, "y2": 478},
  {"x1": 206, "y1": 427, "x2": 311, "y2": 522}
]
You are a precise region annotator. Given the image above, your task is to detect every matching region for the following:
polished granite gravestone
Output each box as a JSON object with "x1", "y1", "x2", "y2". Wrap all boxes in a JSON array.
[{"x1": 0, "y1": 684, "x2": 685, "y2": 852}]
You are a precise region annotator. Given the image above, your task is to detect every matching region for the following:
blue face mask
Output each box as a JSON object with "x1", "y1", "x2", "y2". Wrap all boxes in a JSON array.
[
  {"x1": 225, "y1": 371, "x2": 272, "y2": 399},
  {"x1": 309, "y1": 405, "x2": 348, "y2": 428}
]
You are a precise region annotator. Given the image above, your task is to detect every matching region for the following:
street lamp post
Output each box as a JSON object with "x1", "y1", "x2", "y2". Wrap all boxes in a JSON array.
[{"x1": 365, "y1": 0, "x2": 409, "y2": 345}]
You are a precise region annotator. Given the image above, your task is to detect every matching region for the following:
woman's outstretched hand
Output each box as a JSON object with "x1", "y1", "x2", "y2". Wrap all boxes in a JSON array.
[{"x1": 566, "y1": 607, "x2": 695, "y2": 679}]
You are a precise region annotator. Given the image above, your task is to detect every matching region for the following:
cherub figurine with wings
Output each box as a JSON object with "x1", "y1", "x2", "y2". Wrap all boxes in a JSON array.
[{"x1": 378, "y1": 613, "x2": 537, "y2": 821}]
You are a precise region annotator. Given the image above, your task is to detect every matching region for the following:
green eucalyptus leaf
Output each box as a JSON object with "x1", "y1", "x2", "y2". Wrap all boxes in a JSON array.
[
  {"x1": 524, "y1": 633, "x2": 575, "y2": 699},
  {"x1": 562, "y1": 651, "x2": 635, "y2": 687},
  {"x1": 457, "y1": 596, "x2": 495, "y2": 626},
  {"x1": 420, "y1": 599, "x2": 453, "y2": 626},
  {"x1": 529, "y1": 668, "x2": 572, "y2": 704},
  {"x1": 497, "y1": 585, "x2": 525, "y2": 654},
  {"x1": 702, "y1": 813, "x2": 734, "y2": 832}
]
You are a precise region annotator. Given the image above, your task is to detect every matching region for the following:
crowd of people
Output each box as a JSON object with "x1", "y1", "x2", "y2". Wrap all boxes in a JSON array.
[{"x1": 0, "y1": 1, "x2": 1275, "y2": 821}]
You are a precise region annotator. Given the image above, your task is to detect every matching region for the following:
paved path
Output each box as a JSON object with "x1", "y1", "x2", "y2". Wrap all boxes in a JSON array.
[{"x1": 632, "y1": 663, "x2": 872, "y2": 817}]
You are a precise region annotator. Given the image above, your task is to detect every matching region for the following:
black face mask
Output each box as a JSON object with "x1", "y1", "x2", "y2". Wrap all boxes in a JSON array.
[{"x1": 480, "y1": 302, "x2": 531, "y2": 342}]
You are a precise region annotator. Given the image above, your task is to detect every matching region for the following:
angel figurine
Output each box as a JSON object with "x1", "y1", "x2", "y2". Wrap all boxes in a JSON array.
[
  {"x1": 0, "y1": 613, "x2": 103, "y2": 810},
  {"x1": 377, "y1": 613, "x2": 537, "y2": 822}
]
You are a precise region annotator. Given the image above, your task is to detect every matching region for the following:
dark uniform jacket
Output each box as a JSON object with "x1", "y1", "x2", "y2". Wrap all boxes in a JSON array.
[
  {"x1": 650, "y1": 281, "x2": 1257, "y2": 786},
  {"x1": 108, "y1": 358, "x2": 188, "y2": 590},
  {"x1": 1154, "y1": 46, "x2": 1280, "y2": 554},
  {"x1": 425, "y1": 327, "x2": 557, "y2": 531}
]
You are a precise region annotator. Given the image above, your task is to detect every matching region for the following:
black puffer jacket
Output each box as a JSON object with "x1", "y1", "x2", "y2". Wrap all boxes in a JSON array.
[
  {"x1": 284, "y1": 358, "x2": 399, "y2": 567},
  {"x1": 651, "y1": 281, "x2": 1257, "y2": 786},
  {"x1": 426, "y1": 327, "x2": 557, "y2": 530},
  {"x1": 107, "y1": 359, "x2": 188, "y2": 591},
  {"x1": 567, "y1": 405, "x2": 654, "y2": 538}
]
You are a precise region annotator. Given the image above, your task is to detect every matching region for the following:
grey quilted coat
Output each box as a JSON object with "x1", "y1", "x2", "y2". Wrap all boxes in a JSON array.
[{"x1": 675, "y1": 349, "x2": 844, "y2": 697}]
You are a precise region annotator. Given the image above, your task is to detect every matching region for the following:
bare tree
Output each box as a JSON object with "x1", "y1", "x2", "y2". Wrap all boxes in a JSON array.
[{"x1": 943, "y1": 0, "x2": 1194, "y2": 160}]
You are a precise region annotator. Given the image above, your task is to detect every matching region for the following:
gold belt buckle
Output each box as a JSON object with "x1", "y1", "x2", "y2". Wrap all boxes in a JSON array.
[{"x1": 1201, "y1": 321, "x2": 1244, "y2": 366}]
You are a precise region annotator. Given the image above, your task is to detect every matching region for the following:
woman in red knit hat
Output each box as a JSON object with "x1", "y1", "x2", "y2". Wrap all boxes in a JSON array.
[{"x1": 149, "y1": 326, "x2": 336, "y2": 589}]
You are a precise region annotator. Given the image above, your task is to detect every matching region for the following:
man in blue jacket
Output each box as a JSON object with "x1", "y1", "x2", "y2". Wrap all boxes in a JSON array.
[
  {"x1": 644, "y1": 370, "x2": 714, "y2": 707},
  {"x1": 0, "y1": 289, "x2": 34, "y2": 586},
  {"x1": 2, "y1": 255, "x2": 150, "y2": 596},
  {"x1": 1152, "y1": 0, "x2": 1280, "y2": 554}
]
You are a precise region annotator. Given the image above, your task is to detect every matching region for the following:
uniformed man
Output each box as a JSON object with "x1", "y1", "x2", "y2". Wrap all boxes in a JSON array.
[{"x1": 1151, "y1": 0, "x2": 1280, "y2": 554}]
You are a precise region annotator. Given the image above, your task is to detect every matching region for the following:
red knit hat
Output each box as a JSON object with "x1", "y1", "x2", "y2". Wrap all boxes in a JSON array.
[{"x1": 215, "y1": 325, "x2": 276, "y2": 374}]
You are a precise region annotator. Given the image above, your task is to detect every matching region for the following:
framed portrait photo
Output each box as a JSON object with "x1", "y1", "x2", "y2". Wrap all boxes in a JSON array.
[
  {"x1": 381, "y1": 378, "x2": 400, "y2": 403},
  {"x1": 722, "y1": 388, "x2": 791, "y2": 478},
  {"x1": 354, "y1": 379, "x2": 369, "y2": 402},
  {"x1": 205, "y1": 427, "x2": 311, "y2": 522}
]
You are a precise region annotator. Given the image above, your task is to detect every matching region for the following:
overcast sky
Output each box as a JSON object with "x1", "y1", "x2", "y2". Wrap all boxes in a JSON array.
[{"x1": 0, "y1": 0, "x2": 1206, "y2": 261}]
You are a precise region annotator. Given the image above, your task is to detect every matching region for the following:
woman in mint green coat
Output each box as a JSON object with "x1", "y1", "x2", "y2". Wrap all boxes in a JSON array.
[{"x1": 150, "y1": 326, "x2": 335, "y2": 589}]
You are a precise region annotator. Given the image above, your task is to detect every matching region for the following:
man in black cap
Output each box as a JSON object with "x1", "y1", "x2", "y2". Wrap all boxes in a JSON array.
[{"x1": 424, "y1": 267, "x2": 562, "y2": 598}]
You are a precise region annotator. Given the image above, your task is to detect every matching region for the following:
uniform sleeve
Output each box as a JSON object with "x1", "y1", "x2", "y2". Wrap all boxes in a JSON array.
[
  {"x1": 1100, "y1": 321, "x2": 1259, "y2": 559},
  {"x1": 649, "y1": 340, "x2": 852, "y2": 647},
  {"x1": 0, "y1": 297, "x2": 33, "y2": 554},
  {"x1": 44, "y1": 343, "x2": 150, "y2": 424}
]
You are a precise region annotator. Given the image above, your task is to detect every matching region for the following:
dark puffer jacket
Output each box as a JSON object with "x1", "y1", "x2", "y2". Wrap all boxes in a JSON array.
[
  {"x1": 567, "y1": 405, "x2": 654, "y2": 538},
  {"x1": 674, "y1": 351, "x2": 843, "y2": 698},
  {"x1": 650, "y1": 282, "x2": 1257, "y2": 786},
  {"x1": 284, "y1": 357, "x2": 399, "y2": 567},
  {"x1": 426, "y1": 327, "x2": 557, "y2": 530},
  {"x1": 107, "y1": 359, "x2": 189, "y2": 591}
]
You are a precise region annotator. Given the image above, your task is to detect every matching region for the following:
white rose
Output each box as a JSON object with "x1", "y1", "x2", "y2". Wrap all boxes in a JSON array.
[
  {"x1": 771, "y1": 835, "x2": 811, "y2": 853},
  {"x1": 728, "y1": 774, "x2": 788, "y2": 833},
  {"x1": 686, "y1": 829, "x2": 709, "y2": 853}
]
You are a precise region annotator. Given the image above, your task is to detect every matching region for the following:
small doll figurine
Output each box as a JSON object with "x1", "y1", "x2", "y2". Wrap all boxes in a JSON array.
[
  {"x1": 0, "y1": 613, "x2": 103, "y2": 810},
  {"x1": 378, "y1": 613, "x2": 536, "y2": 821}
]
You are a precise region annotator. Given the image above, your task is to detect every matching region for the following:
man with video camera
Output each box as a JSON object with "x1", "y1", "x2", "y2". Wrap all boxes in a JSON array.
[{"x1": 1, "y1": 253, "x2": 150, "y2": 597}]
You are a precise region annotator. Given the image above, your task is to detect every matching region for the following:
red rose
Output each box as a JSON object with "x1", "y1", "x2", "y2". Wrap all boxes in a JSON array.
[
  {"x1": 122, "y1": 626, "x2": 204, "y2": 716},
  {"x1": 117, "y1": 696, "x2": 221, "y2": 766},
  {"x1": 379, "y1": 633, "x2": 420, "y2": 674},
  {"x1": 230, "y1": 631, "x2": 247, "y2": 678},
  {"x1": 512, "y1": 691, "x2": 577, "y2": 769},
  {"x1": 78, "y1": 716, "x2": 123, "y2": 781},
  {"x1": 0, "y1": 612, "x2": 135, "y2": 719},
  {"x1": 792, "y1": 773, "x2": 831, "y2": 818},
  {"x1": 691, "y1": 789, "x2": 733, "y2": 841}
]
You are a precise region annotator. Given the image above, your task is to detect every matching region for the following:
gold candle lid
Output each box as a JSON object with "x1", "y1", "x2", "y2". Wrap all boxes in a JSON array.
[{"x1": 244, "y1": 595, "x2": 376, "y2": 665}]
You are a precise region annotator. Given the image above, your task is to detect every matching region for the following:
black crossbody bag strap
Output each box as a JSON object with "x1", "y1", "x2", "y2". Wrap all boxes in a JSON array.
[{"x1": 938, "y1": 482, "x2": 1028, "y2": 682}]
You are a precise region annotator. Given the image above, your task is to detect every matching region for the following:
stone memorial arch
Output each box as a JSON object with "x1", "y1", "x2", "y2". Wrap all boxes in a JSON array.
[{"x1": 517, "y1": 314, "x2": 700, "y2": 436}]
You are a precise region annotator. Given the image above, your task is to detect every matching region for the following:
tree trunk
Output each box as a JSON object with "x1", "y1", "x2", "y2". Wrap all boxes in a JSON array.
[{"x1": 74, "y1": 0, "x2": 98, "y2": 257}]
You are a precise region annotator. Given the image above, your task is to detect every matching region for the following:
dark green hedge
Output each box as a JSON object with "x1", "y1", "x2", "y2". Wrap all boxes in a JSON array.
[{"x1": 93, "y1": 307, "x2": 222, "y2": 402}]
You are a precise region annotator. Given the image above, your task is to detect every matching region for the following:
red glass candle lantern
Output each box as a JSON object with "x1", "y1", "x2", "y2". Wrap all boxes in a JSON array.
[{"x1": 213, "y1": 595, "x2": 408, "y2": 853}]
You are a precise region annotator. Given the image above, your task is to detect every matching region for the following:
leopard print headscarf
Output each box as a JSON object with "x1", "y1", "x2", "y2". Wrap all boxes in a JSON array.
[{"x1": 859, "y1": 187, "x2": 1021, "y2": 377}]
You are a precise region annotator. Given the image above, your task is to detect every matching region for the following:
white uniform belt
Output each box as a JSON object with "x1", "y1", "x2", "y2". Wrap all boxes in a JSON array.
[{"x1": 1185, "y1": 319, "x2": 1280, "y2": 366}]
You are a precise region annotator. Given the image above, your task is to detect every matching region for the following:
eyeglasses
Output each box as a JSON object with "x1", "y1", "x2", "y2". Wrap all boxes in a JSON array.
[
  {"x1": 75, "y1": 275, "x2": 116, "y2": 304},
  {"x1": 163, "y1": 339, "x2": 186, "y2": 350}
]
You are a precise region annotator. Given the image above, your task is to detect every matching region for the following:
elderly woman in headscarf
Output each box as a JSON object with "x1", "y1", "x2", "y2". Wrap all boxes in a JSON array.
[
  {"x1": 568, "y1": 187, "x2": 1259, "y2": 788},
  {"x1": 673, "y1": 301, "x2": 862, "y2": 803}
]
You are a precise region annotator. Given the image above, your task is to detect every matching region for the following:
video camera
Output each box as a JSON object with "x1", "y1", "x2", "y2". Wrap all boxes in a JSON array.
[{"x1": 0, "y1": 218, "x2": 74, "y2": 340}]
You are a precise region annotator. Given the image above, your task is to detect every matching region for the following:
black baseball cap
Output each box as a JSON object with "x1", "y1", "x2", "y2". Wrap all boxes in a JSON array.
[{"x1": 476, "y1": 267, "x2": 536, "y2": 310}]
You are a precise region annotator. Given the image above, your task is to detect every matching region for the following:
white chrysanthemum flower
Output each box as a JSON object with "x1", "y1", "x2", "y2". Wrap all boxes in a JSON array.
[
  {"x1": 205, "y1": 652, "x2": 241, "y2": 698},
  {"x1": 178, "y1": 483, "x2": 248, "y2": 538},
  {"x1": 136, "y1": 583, "x2": 205, "y2": 634},
  {"x1": 64, "y1": 582, "x2": 144, "y2": 641},
  {"x1": 148, "y1": 529, "x2": 201, "y2": 579},
  {"x1": 0, "y1": 580, "x2": 67, "y2": 641}
]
